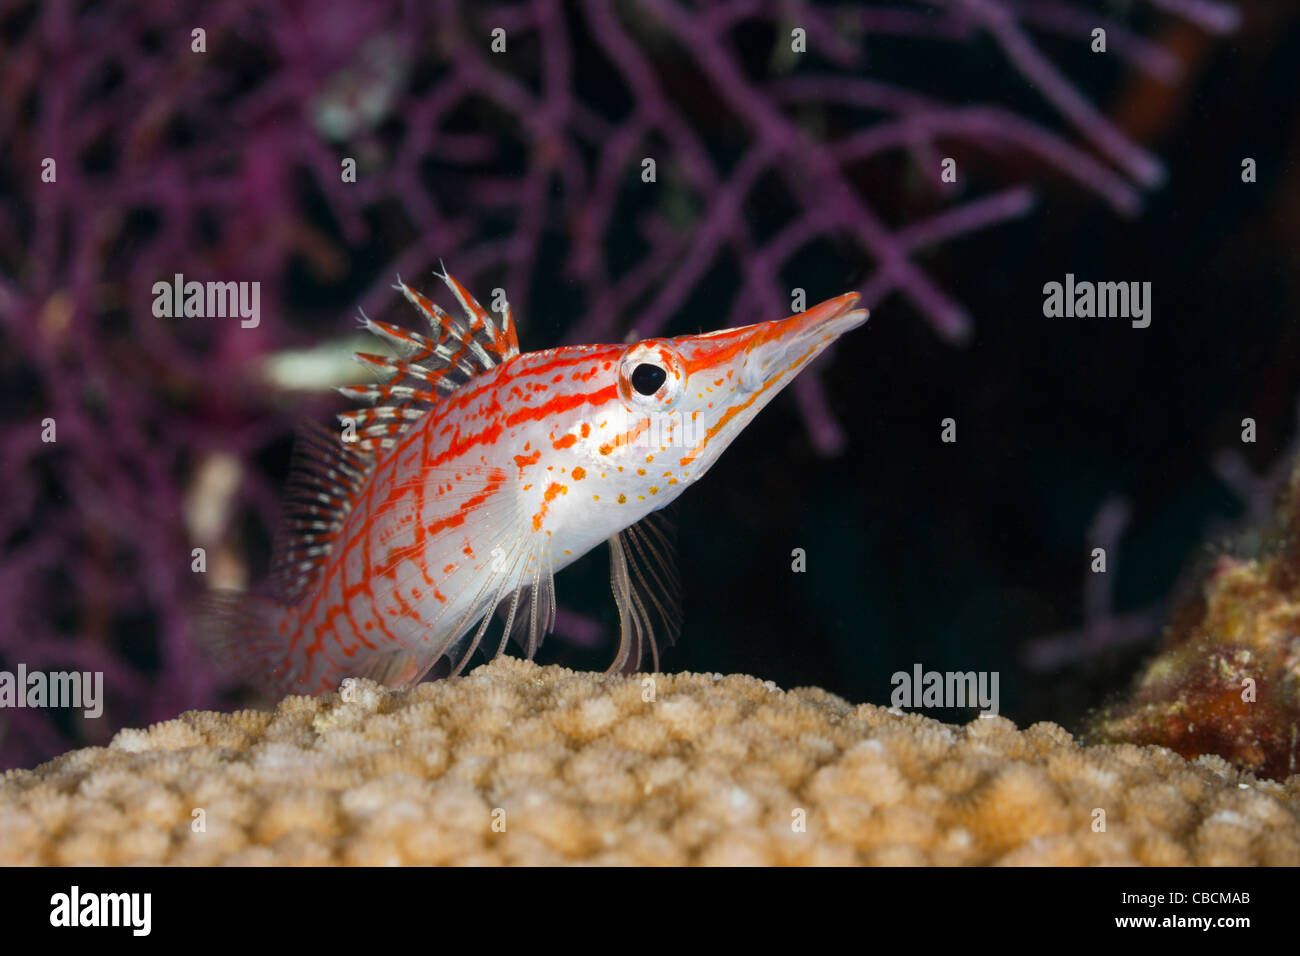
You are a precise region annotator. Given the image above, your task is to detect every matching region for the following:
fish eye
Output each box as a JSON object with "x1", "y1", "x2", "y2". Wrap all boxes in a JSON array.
[
  {"x1": 618, "y1": 340, "x2": 686, "y2": 412},
  {"x1": 631, "y1": 363, "x2": 667, "y2": 395}
]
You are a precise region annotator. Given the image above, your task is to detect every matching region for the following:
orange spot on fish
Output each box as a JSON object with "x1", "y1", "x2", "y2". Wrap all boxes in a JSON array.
[
  {"x1": 572, "y1": 466, "x2": 586, "y2": 480},
  {"x1": 532, "y1": 482, "x2": 568, "y2": 530}
]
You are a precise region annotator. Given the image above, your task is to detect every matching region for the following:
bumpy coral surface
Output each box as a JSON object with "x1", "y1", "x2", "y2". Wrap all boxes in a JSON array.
[{"x1": 2, "y1": 656, "x2": 1298, "y2": 865}]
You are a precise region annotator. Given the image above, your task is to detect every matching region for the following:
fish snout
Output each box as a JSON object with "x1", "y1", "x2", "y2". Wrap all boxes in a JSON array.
[{"x1": 739, "y1": 293, "x2": 868, "y2": 393}]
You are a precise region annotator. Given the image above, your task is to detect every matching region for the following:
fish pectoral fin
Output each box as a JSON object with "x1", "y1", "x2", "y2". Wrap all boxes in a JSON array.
[
  {"x1": 348, "y1": 647, "x2": 440, "y2": 688},
  {"x1": 494, "y1": 535, "x2": 558, "y2": 663},
  {"x1": 356, "y1": 463, "x2": 538, "y2": 676},
  {"x1": 605, "y1": 507, "x2": 683, "y2": 674},
  {"x1": 380, "y1": 498, "x2": 557, "y2": 677},
  {"x1": 441, "y1": 530, "x2": 556, "y2": 675}
]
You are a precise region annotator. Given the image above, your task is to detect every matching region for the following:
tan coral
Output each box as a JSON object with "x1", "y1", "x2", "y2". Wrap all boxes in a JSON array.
[{"x1": 1, "y1": 655, "x2": 1298, "y2": 865}]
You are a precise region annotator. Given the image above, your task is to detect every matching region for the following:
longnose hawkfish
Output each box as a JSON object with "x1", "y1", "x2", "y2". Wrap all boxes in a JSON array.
[{"x1": 201, "y1": 271, "x2": 868, "y2": 695}]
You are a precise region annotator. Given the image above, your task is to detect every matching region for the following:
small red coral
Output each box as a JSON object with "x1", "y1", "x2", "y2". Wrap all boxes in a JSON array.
[{"x1": 1089, "y1": 467, "x2": 1300, "y2": 780}]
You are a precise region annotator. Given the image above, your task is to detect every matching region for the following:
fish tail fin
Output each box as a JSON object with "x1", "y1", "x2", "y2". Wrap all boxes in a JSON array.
[{"x1": 194, "y1": 590, "x2": 304, "y2": 697}]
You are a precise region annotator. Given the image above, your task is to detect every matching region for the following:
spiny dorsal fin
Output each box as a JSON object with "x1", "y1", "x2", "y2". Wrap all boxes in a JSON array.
[
  {"x1": 270, "y1": 419, "x2": 375, "y2": 603},
  {"x1": 336, "y1": 270, "x2": 521, "y2": 453}
]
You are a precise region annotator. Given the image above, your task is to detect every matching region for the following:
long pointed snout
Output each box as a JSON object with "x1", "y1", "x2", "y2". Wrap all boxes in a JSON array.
[
  {"x1": 676, "y1": 292, "x2": 869, "y2": 382},
  {"x1": 745, "y1": 292, "x2": 867, "y2": 352},
  {"x1": 667, "y1": 292, "x2": 869, "y2": 473},
  {"x1": 738, "y1": 292, "x2": 868, "y2": 392}
]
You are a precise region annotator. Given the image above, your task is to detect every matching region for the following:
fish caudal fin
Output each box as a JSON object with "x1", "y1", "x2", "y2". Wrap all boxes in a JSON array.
[{"x1": 193, "y1": 591, "x2": 301, "y2": 697}]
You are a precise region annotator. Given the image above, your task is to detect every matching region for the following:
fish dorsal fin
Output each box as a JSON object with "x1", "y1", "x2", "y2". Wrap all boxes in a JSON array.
[
  {"x1": 270, "y1": 419, "x2": 376, "y2": 603},
  {"x1": 606, "y1": 507, "x2": 683, "y2": 674},
  {"x1": 336, "y1": 270, "x2": 520, "y2": 453}
]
